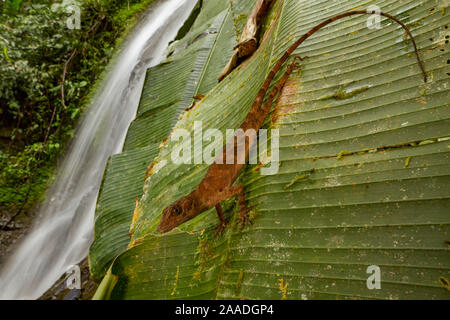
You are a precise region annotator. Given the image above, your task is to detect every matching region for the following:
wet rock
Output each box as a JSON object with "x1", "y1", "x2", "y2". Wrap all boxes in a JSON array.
[
  {"x1": 63, "y1": 289, "x2": 81, "y2": 300},
  {"x1": 39, "y1": 258, "x2": 98, "y2": 300}
]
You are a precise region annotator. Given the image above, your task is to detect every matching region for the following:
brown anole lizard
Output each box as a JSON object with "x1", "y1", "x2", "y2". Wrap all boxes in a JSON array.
[{"x1": 157, "y1": 10, "x2": 427, "y2": 234}]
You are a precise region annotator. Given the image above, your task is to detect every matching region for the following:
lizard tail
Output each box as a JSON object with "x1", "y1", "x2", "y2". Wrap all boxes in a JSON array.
[{"x1": 256, "y1": 10, "x2": 427, "y2": 106}]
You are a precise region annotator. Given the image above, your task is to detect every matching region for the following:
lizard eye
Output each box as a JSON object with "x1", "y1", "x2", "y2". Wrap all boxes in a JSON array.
[{"x1": 173, "y1": 207, "x2": 181, "y2": 215}]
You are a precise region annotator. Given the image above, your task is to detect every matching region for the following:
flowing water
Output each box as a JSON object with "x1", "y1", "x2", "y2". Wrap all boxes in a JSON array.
[{"x1": 0, "y1": 0, "x2": 197, "y2": 300}]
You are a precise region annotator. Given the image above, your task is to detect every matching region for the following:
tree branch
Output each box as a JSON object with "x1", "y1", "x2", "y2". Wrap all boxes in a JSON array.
[{"x1": 61, "y1": 48, "x2": 78, "y2": 109}]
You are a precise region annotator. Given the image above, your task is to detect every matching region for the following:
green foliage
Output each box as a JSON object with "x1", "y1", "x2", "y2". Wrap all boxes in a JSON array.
[
  {"x1": 1, "y1": 0, "x2": 23, "y2": 12},
  {"x1": 0, "y1": 142, "x2": 59, "y2": 208},
  {"x1": 0, "y1": 0, "x2": 155, "y2": 213}
]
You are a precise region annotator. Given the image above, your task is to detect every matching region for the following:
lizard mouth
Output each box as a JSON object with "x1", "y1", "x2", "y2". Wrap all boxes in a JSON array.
[
  {"x1": 157, "y1": 214, "x2": 189, "y2": 233},
  {"x1": 157, "y1": 213, "x2": 176, "y2": 233},
  {"x1": 157, "y1": 223, "x2": 171, "y2": 233},
  {"x1": 157, "y1": 209, "x2": 186, "y2": 234}
]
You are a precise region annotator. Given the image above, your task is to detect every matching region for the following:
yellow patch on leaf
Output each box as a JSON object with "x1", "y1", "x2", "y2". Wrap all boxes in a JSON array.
[
  {"x1": 417, "y1": 98, "x2": 427, "y2": 104},
  {"x1": 131, "y1": 198, "x2": 141, "y2": 225}
]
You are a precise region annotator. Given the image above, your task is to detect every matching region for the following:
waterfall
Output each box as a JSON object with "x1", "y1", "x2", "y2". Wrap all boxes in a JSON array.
[{"x1": 0, "y1": 0, "x2": 197, "y2": 300}]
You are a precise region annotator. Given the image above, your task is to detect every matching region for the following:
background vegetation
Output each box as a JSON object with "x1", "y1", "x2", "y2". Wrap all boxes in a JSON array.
[{"x1": 0, "y1": 0, "x2": 155, "y2": 222}]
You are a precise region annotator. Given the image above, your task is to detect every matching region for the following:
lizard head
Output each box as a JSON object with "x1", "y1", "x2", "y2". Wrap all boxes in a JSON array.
[{"x1": 158, "y1": 196, "x2": 196, "y2": 233}]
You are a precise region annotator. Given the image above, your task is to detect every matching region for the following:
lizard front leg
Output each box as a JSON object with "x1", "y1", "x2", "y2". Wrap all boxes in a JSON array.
[
  {"x1": 213, "y1": 185, "x2": 252, "y2": 233},
  {"x1": 231, "y1": 185, "x2": 253, "y2": 232},
  {"x1": 214, "y1": 204, "x2": 227, "y2": 236}
]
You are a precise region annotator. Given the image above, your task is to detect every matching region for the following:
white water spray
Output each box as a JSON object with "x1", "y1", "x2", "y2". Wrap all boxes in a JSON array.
[{"x1": 0, "y1": 0, "x2": 197, "y2": 300}]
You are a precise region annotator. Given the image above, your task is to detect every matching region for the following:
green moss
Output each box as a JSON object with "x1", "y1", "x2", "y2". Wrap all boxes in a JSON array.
[
  {"x1": 233, "y1": 14, "x2": 248, "y2": 42},
  {"x1": 283, "y1": 174, "x2": 310, "y2": 190},
  {"x1": 193, "y1": 235, "x2": 215, "y2": 280},
  {"x1": 171, "y1": 265, "x2": 180, "y2": 296},
  {"x1": 235, "y1": 270, "x2": 244, "y2": 295},
  {"x1": 320, "y1": 85, "x2": 369, "y2": 101},
  {"x1": 404, "y1": 156, "x2": 411, "y2": 167}
]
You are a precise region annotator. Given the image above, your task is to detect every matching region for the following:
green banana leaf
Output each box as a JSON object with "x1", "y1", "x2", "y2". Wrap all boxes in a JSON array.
[
  {"x1": 89, "y1": 145, "x2": 158, "y2": 281},
  {"x1": 89, "y1": 0, "x2": 240, "y2": 281},
  {"x1": 91, "y1": 0, "x2": 450, "y2": 299}
]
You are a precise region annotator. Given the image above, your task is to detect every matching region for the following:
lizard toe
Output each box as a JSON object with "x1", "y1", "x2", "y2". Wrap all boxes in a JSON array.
[{"x1": 213, "y1": 222, "x2": 227, "y2": 237}]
